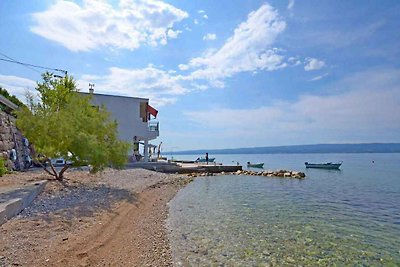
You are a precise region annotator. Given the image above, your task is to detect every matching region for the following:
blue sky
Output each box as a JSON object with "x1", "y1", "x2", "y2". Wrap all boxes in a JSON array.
[{"x1": 0, "y1": 0, "x2": 399, "y2": 151}]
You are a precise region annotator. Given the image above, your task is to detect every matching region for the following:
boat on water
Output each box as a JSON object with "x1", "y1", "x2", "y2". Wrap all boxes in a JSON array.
[
  {"x1": 196, "y1": 157, "x2": 215, "y2": 163},
  {"x1": 305, "y1": 161, "x2": 342, "y2": 169},
  {"x1": 247, "y1": 162, "x2": 264, "y2": 168}
]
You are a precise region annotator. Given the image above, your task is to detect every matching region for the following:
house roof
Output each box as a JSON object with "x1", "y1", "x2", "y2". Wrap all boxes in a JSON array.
[
  {"x1": 79, "y1": 92, "x2": 149, "y2": 101},
  {"x1": 0, "y1": 95, "x2": 19, "y2": 111}
]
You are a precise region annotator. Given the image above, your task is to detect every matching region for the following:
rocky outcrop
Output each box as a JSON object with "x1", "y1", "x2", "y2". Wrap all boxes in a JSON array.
[
  {"x1": 0, "y1": 110, "x2": 31, "y2": 171},
  {"x1": 233, "y1": 169, "x2": 306, "y2": 179},
  {"x1": 187, "y1": 169, "x2": 306, "y2": 179}
]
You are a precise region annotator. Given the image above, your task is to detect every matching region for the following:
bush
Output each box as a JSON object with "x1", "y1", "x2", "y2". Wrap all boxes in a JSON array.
[{"x1": 0, "y1": 157, "x2": 8, "y2": 176}]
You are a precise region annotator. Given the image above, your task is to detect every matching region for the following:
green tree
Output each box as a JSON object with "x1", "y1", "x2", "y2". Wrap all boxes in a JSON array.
[
  {"x1": 0, "y1": 86, "x2": 25, "y2": 108},
  {"x1": 16, "y1": 72, "x2": 130, "y2": 181}
]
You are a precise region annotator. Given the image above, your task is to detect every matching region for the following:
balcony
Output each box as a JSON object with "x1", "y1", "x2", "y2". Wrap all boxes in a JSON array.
[
  {"x1": 149, "y1": 121, "x2": 159, "y2": 132},
  {"x1": 148, "y1": 121, "x2": 159, "y2": 139}
]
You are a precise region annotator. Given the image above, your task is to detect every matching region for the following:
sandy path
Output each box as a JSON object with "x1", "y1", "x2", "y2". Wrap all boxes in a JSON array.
[
  {"x1": 52, "y1": 185, "x2": 177, "y2": 266},
  {"x1": 0, "y1": 169, "x2": 191, "y2": 267}
]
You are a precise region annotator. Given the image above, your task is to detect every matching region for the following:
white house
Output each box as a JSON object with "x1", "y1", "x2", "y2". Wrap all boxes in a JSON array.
[{"x1": 80, "y1": 89, "x2": 159, "y2": 162}]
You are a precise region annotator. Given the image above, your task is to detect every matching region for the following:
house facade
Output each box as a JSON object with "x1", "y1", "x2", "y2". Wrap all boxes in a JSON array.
[{"x1": 80, "y1": 90, "x2": 159, "y2": 162}]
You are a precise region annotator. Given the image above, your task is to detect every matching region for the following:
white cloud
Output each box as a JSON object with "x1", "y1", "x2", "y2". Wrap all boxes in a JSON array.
[
  {"x1": 185, "y1": 4, "x2": 287, "y2": 85},
  {"x1": 310, "y1": 73, "x2": 328, "y2": 81},
  {"x1": 191, "y1": 83, "x2": 208, "y2": 91},
  {"x1": 304, "y1": 58, "x2": 325, "y2": 71},
  {"x1": 287, "y1": 0, "x2": 295, "y2": 10},
  {"x1": 77, "y1": 3, "x2": 314, "y2": 109},
  {"x1": 203, "y1": 14, "x2": 208, "y2": 19},
  {"x1": 178, "y1": 64, "x2": 189, "y2": 71},
  {"x1": 0, "y1": 75, "x2": 37, "y2": 102},
  {"x1": 203, "y1": 33, "x2": 216, "y2": 41},
  {"x1": 78, "y1": 65, "x2": 190, "y2": 106},
  {"x1": 184, "y1": 69, "x2": 400, "y2": 145},
  {"x1": 288, "y1": 57, "x2": 301, "y2": 66},
  {"x1": 167, "y1": 29, "x2": 182, "y2": 39},
  {"x1": 197, "y1": 10, "x2": 205, "y2": 14},
  {"x1": 72, "y1": 5, "x2": 291, "y2": 107},
  {"x1": 194, "y1": 19, "x2": 199, "y2": 25},
  {"x1": 30, "y1": 0, "x2": 188, "y2": 52}
]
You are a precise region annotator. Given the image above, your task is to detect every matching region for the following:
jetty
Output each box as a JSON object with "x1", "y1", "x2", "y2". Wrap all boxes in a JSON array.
[
  {"x1": 126, "y1": 160, "x2": 242, "y2": 174},
  {"x1": 126, "y1": 160, "x2": 305, "y2": 179}
]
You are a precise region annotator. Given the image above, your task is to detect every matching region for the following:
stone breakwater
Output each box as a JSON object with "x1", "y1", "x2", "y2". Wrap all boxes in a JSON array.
[{"x1": 187, "y1": 169, "x2": 306, "y2": 179}]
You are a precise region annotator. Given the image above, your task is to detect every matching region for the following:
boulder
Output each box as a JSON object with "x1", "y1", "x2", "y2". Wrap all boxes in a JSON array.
[
  {"x1": 0, "y1": 127, "x2": 9, "y2": 135},
  {"x1": 5, "y1": 159, "x2": 15, "y2": 170}
]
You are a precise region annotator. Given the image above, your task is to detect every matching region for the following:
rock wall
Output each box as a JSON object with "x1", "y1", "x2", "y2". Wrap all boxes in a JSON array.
[{"x1": 0, "y1": 110, "x2": 30, "y2": 170}]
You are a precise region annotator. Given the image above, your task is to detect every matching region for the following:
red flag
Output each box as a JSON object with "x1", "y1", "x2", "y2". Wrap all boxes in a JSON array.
[{"x1": 147, "y1": 104, "x2": 158, "y2": 118}]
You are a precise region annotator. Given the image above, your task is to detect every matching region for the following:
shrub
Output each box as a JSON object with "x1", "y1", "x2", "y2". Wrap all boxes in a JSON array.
[{"x1": 0, "y1": 157, "x2": 8, "y2": 176}]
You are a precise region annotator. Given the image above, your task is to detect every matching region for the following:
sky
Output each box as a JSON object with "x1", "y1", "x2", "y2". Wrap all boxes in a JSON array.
[{"x1": 0, "y1": 0, "x2": 399, "y2": 151}]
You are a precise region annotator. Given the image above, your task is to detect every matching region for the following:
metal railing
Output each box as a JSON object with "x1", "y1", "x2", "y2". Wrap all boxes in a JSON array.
[{"x1": 148, "y1": 121, "x2": 159, "y2": 132}]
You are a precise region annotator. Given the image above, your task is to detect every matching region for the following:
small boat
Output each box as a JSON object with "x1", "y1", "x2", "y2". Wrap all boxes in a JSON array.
[
  {"x1": 305, "y1": 161, "x2": 342, "y2": 169},
  {"x1": 247, "y1": 162, "x2": 264, "y2": 168},
  {"x1": 196, "y1": 157, "x2": 215, "y2": 163}
]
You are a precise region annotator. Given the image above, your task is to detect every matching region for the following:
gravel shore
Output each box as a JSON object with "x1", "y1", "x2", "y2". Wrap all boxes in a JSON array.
[{"x1": 0, "y1": 168, "x2": 192, "y2": 266}]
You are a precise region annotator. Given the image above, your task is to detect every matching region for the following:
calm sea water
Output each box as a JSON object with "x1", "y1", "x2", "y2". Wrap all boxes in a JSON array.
[{"x1": 167, "y1": 153, "x2": 400, "y2": 266}]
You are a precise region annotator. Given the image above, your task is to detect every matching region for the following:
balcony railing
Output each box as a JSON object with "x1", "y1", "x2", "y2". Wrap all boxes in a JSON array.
[{"x1": 149, "y1": 121, "x2": 159, "y2": 132}]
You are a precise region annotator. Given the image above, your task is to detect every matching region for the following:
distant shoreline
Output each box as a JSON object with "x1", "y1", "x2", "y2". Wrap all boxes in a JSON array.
[{"x1": 167, "y1": 143, "x2": 400, "y2": 155}]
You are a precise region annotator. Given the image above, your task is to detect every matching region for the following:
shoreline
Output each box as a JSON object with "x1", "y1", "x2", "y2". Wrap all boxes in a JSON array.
[{"x1": 0, "y1": 168, "x2": 192, "y2": 266}]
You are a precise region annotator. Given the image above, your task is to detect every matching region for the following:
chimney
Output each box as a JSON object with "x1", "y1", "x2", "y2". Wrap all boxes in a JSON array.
[{"x1": 89, "y1": 83, "x2": 95, "y2": 94}]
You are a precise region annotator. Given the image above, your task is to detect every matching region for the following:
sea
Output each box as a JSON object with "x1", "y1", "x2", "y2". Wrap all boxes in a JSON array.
[{"x1": 166, "y1": 153, "x2": 400, "y2": 266}]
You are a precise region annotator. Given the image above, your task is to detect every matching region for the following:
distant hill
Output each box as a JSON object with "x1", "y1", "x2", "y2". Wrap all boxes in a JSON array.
[{"x1": 168, "y1": 143, "x2": 400, "y2": 155}]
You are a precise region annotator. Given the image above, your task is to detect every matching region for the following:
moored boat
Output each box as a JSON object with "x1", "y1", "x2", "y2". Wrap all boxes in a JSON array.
[
  {"x1": 196, "y1": 157, "x2": 215, "y2": 163},
  {"x1": 305, "y1": 161, "x2": 342, "y2": 169},
  {"x1": 247, "y1": 162, "x2": 264, "y2": 168}
]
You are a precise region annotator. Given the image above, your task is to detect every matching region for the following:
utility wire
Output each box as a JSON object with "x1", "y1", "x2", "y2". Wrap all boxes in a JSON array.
[
  {"x1": 0, "y1": 51, "x2": 67, "y2": 75},
  {"x1": 0, "y1": 52, "x2": 41, "y2": 74}
]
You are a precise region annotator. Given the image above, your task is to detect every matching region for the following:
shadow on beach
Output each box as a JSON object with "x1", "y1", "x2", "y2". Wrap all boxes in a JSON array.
[{"x1": 18, "y1": 184, "x2": 137, "y2": 222}]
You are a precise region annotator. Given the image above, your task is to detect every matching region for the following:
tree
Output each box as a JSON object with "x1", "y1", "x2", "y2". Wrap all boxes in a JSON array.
[
  {"x1": 16, "y1": 72, "x2": 130, "y2": 181},
  {"x1": 0, "y1": 86, "x2": 25, "y2": 108}
]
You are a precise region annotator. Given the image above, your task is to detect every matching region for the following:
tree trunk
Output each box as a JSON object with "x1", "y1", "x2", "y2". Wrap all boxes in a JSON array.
[
  {"x1": 37, "y1": 158, "x2": 69, "y2": 182},
  {"x1": 38, "y1": 160, "x2": 57, "y2": 179},
  {"x1": 58, "y1": 164, "x2": 70, "y2": 181},
  {"x1": 48, "y1": 162, "x2": 61, "y2": 181}
]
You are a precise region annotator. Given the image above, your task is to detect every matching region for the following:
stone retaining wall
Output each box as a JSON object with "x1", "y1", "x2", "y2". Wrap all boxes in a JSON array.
[{"x1": 0, "y1": 110, "x2": 31, "y2": 171}]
